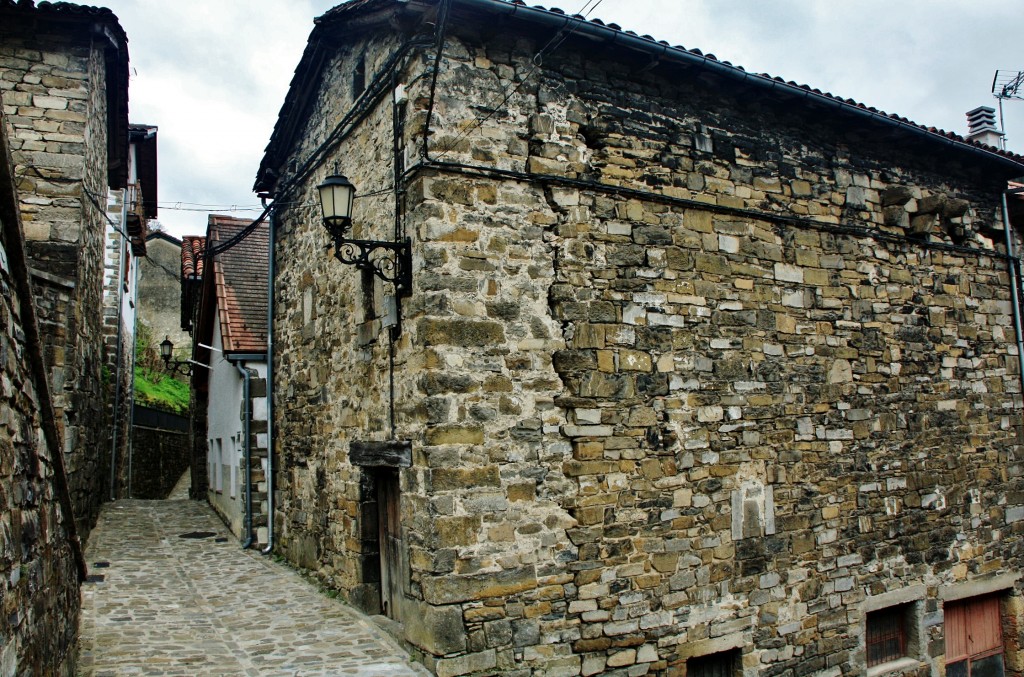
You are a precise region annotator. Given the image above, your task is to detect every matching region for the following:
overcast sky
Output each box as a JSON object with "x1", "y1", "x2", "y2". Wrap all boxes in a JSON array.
[{"x1": 100, "y1": 0, "x2": 1024, "y2": 239}]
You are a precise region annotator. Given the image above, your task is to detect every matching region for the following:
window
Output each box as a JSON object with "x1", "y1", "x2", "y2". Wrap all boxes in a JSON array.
[
  {"x1": 945, "y1": 595, "x2": 1005, "y2": 677},
  {"x1": 229, "y1": 436, "x2": 238, "y2": 499},
  {"x1": 688, "y1": 649, "x2": 739, "y2": 677},
  {"x1": 353, "y1": 55, "x2": 365, "y2": 98},
  {"x1": 214, "y1": 438, "x2": 223, "y2": 493},
  {"x1": 208, "y1": 439, "x2": 215, "y2": 491},
  {"x1": 866, "y1": 604, "x2": 912, "y2": 666}
]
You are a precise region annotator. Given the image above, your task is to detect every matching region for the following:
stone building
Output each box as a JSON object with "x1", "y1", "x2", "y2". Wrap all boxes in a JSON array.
[
  {"x1": 256, "y1": 1, "x2": 1024, "y2": 675},
  {"x1": 0, "y1": 0, "x2": 130, "y2": 536},
  {"x1": 140, "y1": 229, "x2": 190, "y2": 355},
  {"x1": 0, "y1": 104, "x2": 84, "y2": 677},
  {"x1": 103, "y1": 122, "x2": 157, "y2": 499},
  {"x1": 185, "y1": 215, "x2": 270, "y2": 544}
]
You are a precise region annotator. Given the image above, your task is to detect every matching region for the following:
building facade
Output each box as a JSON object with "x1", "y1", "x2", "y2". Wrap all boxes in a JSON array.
[
  {"x1": 103, "y1": 123, "x2": 157, "y2": 498},
  {"x1": 0, "y1": 102, "x2": 84, "y2": 677},
  {"x1": 0, "y1": 0, "x2": 130, "y2": 536},
  {"x1": 186, "y1": 215, "x2": 270, "y2": 544},
  {"x1": 258, "y1": 1, "x2": 1024, "y2": 675}
]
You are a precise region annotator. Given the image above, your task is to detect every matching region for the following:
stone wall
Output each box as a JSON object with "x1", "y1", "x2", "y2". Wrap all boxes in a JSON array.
[
  {"x1": 138, "y1": 234, "x2": 190, "y2": 355},
  {"x1": 270, "y1": 21, "x2": 1024, "y2": 677},
  {"x1": 102, "y1": 188, "x2": 132, "y2": 499},
  {"x1": 0, "y1": 113, "x2": 80, "y2": 677},
  {"x1": 130, "y1": 407, "x2": 189, "y2": 499},
  {"x1": 272, "y1": 32, "x2": 411, "y2": 580},
  {"x1": 1, "y1": 20, "x2": 115, "y2": 536}
]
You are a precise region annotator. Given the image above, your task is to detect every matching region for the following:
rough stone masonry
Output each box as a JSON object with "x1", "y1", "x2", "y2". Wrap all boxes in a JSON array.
[
  {"x1": 261, "y1": 2, "x2": 1024, "y2": 675},
  {"x1": 0, "y1": 2, "x2": 129, "y2": 539}
]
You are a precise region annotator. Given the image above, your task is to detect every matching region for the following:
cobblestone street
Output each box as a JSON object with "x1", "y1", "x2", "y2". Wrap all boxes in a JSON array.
[{"x1": 78, "y1": 483, "x2": 429, "y2": 676}]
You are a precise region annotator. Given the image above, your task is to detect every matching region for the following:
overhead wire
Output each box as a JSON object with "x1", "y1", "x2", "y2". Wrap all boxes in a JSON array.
[{"x1": 433, "y1": 0, "x2": 605, "y2": 160}]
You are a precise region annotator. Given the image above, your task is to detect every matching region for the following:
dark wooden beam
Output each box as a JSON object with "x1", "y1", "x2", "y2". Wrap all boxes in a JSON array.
[{"x1": 350, "y1": 440, "x2": 412, "y2": 468}]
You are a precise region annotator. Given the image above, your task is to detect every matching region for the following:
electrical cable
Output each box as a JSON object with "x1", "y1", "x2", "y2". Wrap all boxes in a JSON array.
[
  {"x1": 411, "y1": 157, "x2": 1014, "y2": 263},
  {"x1": 433, "y1": 0, "x2": 605, "y2": 160}
]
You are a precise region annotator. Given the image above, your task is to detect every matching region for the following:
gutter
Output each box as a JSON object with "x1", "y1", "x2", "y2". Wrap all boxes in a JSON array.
[
  {"x1": 108, "y1": 193, "x2": 128, "y2": 501},
  {"x1": 261, "y1": 198, "x2": 276, "y2": 555}
]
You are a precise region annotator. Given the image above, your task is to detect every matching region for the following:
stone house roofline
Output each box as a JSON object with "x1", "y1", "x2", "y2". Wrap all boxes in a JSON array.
[
  {"x1": 256, "y1": 0, "x2": 1024, "y2": 194},
  {"x1": 145, "y1": 230, "x2": 181, "y2": 247},
  {"x1": 0, "y1": 0, "x2": 131, "y2": 188},
  {"x1": 129, "y1": 124, "x2": 159, "y2": 219},
  {"x1": 190, "y1": 215, "x2": 269, "y2": 387}
]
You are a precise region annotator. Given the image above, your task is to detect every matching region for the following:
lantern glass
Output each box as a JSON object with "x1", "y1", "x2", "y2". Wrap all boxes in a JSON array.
[
  {"x1": 317, "y1": 174, "x2": 355, "y2": 230},
  {"x1": 160, "y1": 336, "x2": 173, "y2": 361}
]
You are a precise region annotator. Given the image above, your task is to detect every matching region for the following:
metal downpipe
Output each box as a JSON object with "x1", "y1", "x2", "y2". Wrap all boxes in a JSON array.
[
  {"x1": 108, "y1": 196, "x2": 128, "y2": 501},
  {"x1": 261, "y1": 199, "x2": 275, "y2": 555},
  {"x1": 1001, "y1": 189, "x2": 1024, "y2": 399}
]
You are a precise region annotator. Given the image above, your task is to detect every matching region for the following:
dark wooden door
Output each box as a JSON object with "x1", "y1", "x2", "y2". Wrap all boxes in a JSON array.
[{"x1": 377, "y1": 469, "x2": 403, "y2": 621}]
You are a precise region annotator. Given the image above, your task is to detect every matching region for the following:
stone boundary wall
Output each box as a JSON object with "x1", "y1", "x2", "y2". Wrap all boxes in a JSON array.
[{"x1": 130, "y1": 421, "x2": 189, "y2": 500}]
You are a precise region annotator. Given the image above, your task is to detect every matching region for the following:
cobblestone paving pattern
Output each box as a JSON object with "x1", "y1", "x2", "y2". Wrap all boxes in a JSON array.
[{"x1": 79, "y1": 495, "x2": 429, "y2": 676}]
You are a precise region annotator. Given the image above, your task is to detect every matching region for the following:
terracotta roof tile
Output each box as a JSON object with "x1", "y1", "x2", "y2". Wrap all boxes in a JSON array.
[
  {"x1": 180, "y1": 236, "x2": 205, "y2": 279},
  {"x1": 207, "y1": 215, "x2": 269, "y2": 354}
]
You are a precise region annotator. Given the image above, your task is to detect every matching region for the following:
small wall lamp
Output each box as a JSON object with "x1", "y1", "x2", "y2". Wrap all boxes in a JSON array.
[
  {"x1": 317, "y1": 173, "x2": 412, "y2": 298},
  {"x1": 159, "y1": 336, "x2": 194, "y2": 376}
]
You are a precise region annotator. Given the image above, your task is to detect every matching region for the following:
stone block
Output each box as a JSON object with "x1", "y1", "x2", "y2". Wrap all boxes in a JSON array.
[
  {"x1": 436, "y1": 649, "x2": 497, "y2": 677},
  {"x1": 422, "y1": 566, "x2": 538, "y2": 605},
  {"x1": 430, "y1": 466, "x2": 500, "y2": 491},
  {"x1": 881, "y1": 185, "x2": 915, "y2": 206},
  {"x1": 909, "y1": 213, "x2": 935, "y2": 234},
  {"x1": 426, "y1": 425, "x2": 485, "y2": 445},
  {"x1": 418, "y1": 318, "x2": 505, "y2": 346},
  {"x1": 406, "y1": 601, "x2": 468, "y2": 656},
  {"x1": 917, "y1": 193, "x2": 947, "y2": 214}
]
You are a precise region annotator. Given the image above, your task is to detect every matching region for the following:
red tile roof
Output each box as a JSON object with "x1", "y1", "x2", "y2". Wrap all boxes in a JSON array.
[
  {"x1": 206, "y1": 215, "x2": 269, "y2": 354},
  {"x1": 180, "y1": 236, "x2": 206, "y2": 279}
]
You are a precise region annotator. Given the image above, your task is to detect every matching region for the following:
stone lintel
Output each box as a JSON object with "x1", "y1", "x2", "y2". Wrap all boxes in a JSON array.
[
  {"x1": 29, "y1": 266, "x2": 75, "y2": 289},
  {"x1": 350, "y1": 440, "x2": 412, "y2": 468},
  {"x1": 675, "y1": 630, "x2": 748, "y2": 662},
  {"x1": 940, "y1": 572, "x2": 1020, "y2": 601},
  {"x1": 862, "y1": 584, "x2": 926, "y2": 612}
]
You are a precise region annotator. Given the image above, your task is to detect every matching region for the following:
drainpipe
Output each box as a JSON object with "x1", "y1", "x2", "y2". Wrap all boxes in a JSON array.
[
  {"x1": 261, "y1": 198, "x2": 275, "y2": 554},
  {"x1": 108, "y1": 196, "x2": 129, "y2": 501},
  {"x1": 1002, "y1": 187, "x2": 1024, "y2": 398},
  {"x1": 234, "y1": 359, "x2": 253, "y2": 549},
  {"x1": 127, "y1": 261, "x2": 139, "y2": 498}
]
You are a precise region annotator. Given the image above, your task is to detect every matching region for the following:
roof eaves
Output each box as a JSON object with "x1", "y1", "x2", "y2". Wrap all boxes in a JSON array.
[{"x1": 256, "y1": 0, "x2": 1024, "y2": 189}]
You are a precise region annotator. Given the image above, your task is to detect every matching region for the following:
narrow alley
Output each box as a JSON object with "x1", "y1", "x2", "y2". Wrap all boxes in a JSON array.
[{"x1": 77, "y1": 480, "x2": 429, "y2": 676}]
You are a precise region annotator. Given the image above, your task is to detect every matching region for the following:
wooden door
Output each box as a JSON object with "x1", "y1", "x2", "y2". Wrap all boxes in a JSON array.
[
  {"x1": 376, "y1": 469, "x2": 403, "y2": 621},
  {"x1": 946, "y1": 595, "x2": 1004, "y2": 677}
]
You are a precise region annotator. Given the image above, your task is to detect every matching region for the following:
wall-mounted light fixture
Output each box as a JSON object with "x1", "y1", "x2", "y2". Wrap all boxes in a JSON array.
[
  {"x1": 317, "y1": 173, "x2": 412, "y2": 299},
  {"x1": 159, "y1": 336, "x2": 194, "y2": 376}
]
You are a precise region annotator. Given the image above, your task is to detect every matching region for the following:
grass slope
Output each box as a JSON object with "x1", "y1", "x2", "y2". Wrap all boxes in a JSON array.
[{"x1": 134, "y1": 366, "x2": 189, "y2": 415}]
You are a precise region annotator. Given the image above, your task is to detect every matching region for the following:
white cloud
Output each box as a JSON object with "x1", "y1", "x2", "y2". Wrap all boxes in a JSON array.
[{"x1": 102, "y1": 0, "x2": 1024, "y2": 238}]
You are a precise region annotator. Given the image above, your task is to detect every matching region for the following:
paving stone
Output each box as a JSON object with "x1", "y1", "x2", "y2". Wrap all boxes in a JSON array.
[{"x1": 78, "y1": 498, "x2": 428, "y2": 676}]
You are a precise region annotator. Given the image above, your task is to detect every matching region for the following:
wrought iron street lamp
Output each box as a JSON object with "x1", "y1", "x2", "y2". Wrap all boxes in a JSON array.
[
  {"x1": 317, "y1": 173, "x2": 412, "y2": 298},
  {"x1": 159, "y1": 336, "x2": 193, "y2": 376}
]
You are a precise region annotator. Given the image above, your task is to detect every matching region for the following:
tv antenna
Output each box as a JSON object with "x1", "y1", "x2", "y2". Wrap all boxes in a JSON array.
[{"x1": 993, "y1": 69, "x2": 1023, "y2": 150}]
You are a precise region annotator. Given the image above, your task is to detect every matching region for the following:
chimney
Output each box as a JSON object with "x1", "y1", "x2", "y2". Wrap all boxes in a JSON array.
[{"x1": 965, "y1": 106, "x2": 1004, "y2": 148}]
